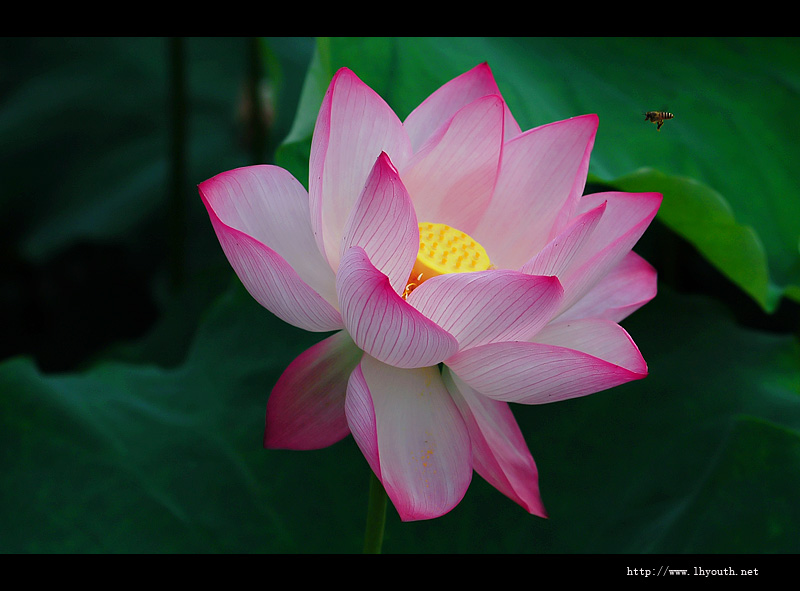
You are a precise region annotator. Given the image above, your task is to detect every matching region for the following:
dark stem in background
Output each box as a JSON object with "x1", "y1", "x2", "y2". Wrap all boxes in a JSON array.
[
  {"x1": 168, "y1": 37, "x2": 187, "y2": 293},
  {"x1": 247, "y1": 37, "x2": 268, "y2": 165}
]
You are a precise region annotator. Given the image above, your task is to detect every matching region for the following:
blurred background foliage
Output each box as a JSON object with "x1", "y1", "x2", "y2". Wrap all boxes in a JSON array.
[{"x1": 1, "y1": 37, "x2": 799, "y2": 554}]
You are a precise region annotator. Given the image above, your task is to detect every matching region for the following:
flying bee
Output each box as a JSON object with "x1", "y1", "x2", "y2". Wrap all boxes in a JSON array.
[{"x1": 644, "y1": 111, "x2": 673, "y2": 131}]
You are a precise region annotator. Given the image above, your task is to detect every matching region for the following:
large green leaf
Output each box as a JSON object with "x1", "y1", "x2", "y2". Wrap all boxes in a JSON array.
[
  {"x1": 0, "y1": 282, "x2": 366, "y2": 553},
  {"x1": 275, "y1": 37, "x2": 800, "y2": 312}
]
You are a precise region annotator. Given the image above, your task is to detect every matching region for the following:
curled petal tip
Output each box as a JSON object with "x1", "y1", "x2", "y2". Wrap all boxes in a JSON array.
[{"x1": 376, "y1": 151, "x2": 398, "y2": 172}]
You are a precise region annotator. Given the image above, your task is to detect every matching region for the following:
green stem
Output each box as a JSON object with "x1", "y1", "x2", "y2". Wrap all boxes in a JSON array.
[{"x1": 362, "y1": 472, "x2": 388, "y2": 554}]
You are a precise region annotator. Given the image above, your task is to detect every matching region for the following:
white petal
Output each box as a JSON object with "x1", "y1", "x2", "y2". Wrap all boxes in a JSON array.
[{"x1": 346, "y1": 355, "x2": 472, "y2": 521}]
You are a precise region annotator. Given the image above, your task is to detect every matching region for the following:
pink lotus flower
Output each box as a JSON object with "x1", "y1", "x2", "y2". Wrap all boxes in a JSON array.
[{"x1": 199, "y1": 64, "x2": 661, "y2": 521}]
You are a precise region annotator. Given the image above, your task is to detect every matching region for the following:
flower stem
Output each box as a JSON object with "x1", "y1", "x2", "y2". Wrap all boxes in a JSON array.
[{"x1": 362, "y1": 471, "x2": 388, "y2": 554}]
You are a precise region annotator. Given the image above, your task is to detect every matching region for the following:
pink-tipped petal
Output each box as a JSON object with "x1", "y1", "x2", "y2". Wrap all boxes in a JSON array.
[
  {"x1": 340, "y1": 153, "x2": 419, "y2": 295},
  {"x1": 336, "y1": 246, "x2": 459, "y2": 368},
  {"x1": 555, "y1": 251, "x2": 658, "y2": 323},
  {"x1": 550, "y1": 117, "x2": 600, "y2": 238},
  {"x1": 346, "y1": 355, "x2": 472, "y2": 522},
  {"x1": 265, "y1": 331, "x2": 362, "y2": 450},
  {"x1": 403, "y1": 62, "x2": 521, "y2": 152},
  {"x1": 407, "y1": 270, "x2": 564, "y2": 350},
  {"x1": 443, "y1": 367, "x2": 546, "y2": 517},
  {"x1": 474, "y1": 115, "x2": 599, "y2": 271},
  {"x1": 532, "y1": 317, "x2": 649, "y2": 362},
  {"x1": 345, "y1": 363, "x2": 381, "y2": 478},
  {"x1": 309, "y1": 68, "x2": 413, "y2": 270},
  {"x1": 201, "y1": 193, "x2": 343, "y2": 333},
  {"x1": 556, "y1": 191, "x2": 662, "y2": 313},
  {"x1": 401, "y1": 94, "x2": 504, "y2": 235},
  {"x1": 199, "y1": 165, "x2": 337, "y2": 306},
  {"x1": 447, "y1": 319, "x2": 647, "y2": 404},
  {"x1": 519, "y1": 201, "x2": 606, "y2": 277}
]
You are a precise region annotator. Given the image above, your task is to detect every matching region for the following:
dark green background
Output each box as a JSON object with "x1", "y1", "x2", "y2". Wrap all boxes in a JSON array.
[{"x1": 1, "y1": 37, "x2": 798, "y2": 554}]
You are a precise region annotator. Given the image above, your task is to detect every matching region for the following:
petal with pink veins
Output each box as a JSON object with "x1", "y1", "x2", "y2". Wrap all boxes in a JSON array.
[
  {"x1": 555, "y1": 251, "x2": 658, "y2": 323},
  {"x1": 336, "y1": 246, "x2": 459, "y2": 368},
  {"x1": 403, "y1": 62, "x2": 522, "y2": 152},
  {"x1": 474, "y1": 115, "x2": 599, "y2": 271},
  {"x1": 346, "y1": 355, "x2": 472, "y2": 522},
  {"x1": 446, "y1": 318, "x2": 647, "y2": 404},
  {"x1": 443, "y1": 367, "x2": 546, "y2": 517},
  {"x1": 201, "y1": 191, "x2": 343, "y2": 333},
  {"x1": 309, "y1": 68, "x2": 413, "y2": 270},
  {"x1": 554, "y1": 191, "x2": 662, "y2": 313},
  {"x1": 340, "y1": 152, "x2": 419, "y2": 295},
  {"x1": 344, "y1": 363, "x2": 380, "y2": 478},
  {"x1": 407, "y1": 270, "x2": 563, "y2": 350},
  {"x1": 401, "y1": 94, "x2": 504, "y2": 235},
  {"x1": 519, "y1": 201, "x2": 607, "y2": 277},
  {"x1": 264, "y1": 331, "x2": 362, "y2": 450},
  {"x1": 199, "y1": 165, "x2": 337, "y2": 307}
]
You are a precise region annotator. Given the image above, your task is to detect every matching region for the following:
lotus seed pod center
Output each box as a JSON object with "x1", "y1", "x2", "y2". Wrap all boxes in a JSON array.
[{"x1": 403, "y1": 222, "x2": 492, "y2": 298}]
